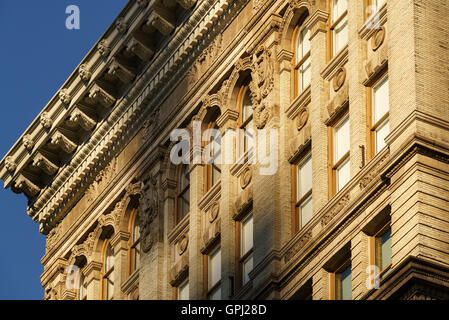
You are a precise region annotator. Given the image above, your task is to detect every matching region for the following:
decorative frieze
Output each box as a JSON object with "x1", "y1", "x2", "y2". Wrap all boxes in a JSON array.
[{"x1": 321, "y1": 194, "x2": 350, "y2": 227}]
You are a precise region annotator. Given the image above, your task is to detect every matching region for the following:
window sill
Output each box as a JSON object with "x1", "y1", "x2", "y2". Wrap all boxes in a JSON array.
[{"x1": 321, "y1": 44, "x2": 349, "y2": 81}]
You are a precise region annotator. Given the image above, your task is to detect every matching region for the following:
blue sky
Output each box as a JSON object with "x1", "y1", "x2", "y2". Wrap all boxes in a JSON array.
[{"x1": 0, "y1": 1, "x2": 128, "y2": 300}]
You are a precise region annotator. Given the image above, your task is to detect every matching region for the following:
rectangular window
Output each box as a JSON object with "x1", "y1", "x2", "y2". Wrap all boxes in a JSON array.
[
  {"x1": 295, "y1": 27, "x2": 311, "y2": 96},
  {"x1": 369, "y1": 224, "x2": 392, "y2": 280},
  {"x1": 370, "y1": 74, "x2": 389, "y2": 156},
  {"x1": 335, "y1": 264, "x2": 352, "y2": 300},
  {"x1": 366, "y1": 0, "x2": 386, "y2": 19},
  {"x1": 178, "y1": 279, "x2": 189, "y2": 300},
  {"x1": 208, "y1": 246, "x2": 221, "y2": 300},
  {"x1": 330, "y1": 0, "x2": 348, "y2": 58},
  {"x1": 295, "y1": 154, "x2": 313, "y2": 231},
  {"x1": 330, "y1": 115, "x2": 350, "y2": 195},
  {"x1": 240, "y1": 213, "x2": 254, "y2": 286}
]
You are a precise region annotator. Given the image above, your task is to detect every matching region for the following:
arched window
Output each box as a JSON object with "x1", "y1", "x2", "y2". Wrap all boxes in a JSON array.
[
  {"x1": 78, "y1": 272, "x2": 87, "y2": 300},
  {"x1": 205, "y1": 121, "x2": 221, "y2": 191},
  {"x1": 128, "y1": 208, "x2": 141, "y2": 275},
  {"x1": 102, "y1": 240, "x2": 115, "y2": 300},
  {"x1": 176, "y1": 164, "x2": 190, "y2": 223},
  {"x1": 238, "y1": 85, "x2": 254, "y2": 156},
  {"x1": 293, "y1": 24, "x2": 311, "y2": 97}
]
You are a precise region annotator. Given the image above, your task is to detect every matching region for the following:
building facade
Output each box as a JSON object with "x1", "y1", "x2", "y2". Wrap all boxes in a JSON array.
[{"x1": 1, "y1": 0, "x2": 449, "y2": 300}]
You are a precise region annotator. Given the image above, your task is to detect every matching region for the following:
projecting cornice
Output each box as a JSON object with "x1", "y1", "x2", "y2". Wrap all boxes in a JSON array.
[{"x1": 0, "y1": 0, "x2": 245, "y2": 234}]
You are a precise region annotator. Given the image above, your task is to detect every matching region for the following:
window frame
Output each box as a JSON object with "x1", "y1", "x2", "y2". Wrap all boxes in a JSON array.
[
  {"x1": 101, "y1": 239, "x2": 115, "y2": 300},
  {"x1": 78, "y1": 271, "x2": 87, "y2": 300},
  {"x1": 236, "y1": 212, "x2": 254, "y2": 288},
  {"x1": 292, "y1": 151, "x2": 313, "y2": 233},
  {"x1": 364, "y1": 0, "x2": 386, "y2": 20},
  {"x1": 327, "y1": 0, "x2": 348, "y2": 61},
  {"x1": 175, "y1": 163, "x2": 191, "y2": 224},
  {"x1": 128, "y1": 208, "x2": 141, "y2": 276},
  {"x1": 177, "y1": 278, "x2": 190, "y2": 300},
  {"x1": 369, "y1": 222, "x2": 392, "y2": 281},
  {"x1": 204, "y1": 244, "x2": 222, "y2": 300},
  {"x1": 330, "y1": 259, "x2": 352, "y2": 300},
  {"x1": 328, "y1": 112, "x2": 350, "y2": 198},
  {"x1": 367, "y1": 72, "x2": 389, "y2": 160},
  {"x1": 204, "y1": 121, "x2": 222, "y2": 192},
  {"x1": 237, "y1": 85, "x2": 254, "y2": 157},
  {"x1": 292, "y1": 18, "x2": 311, "y2": 99}
]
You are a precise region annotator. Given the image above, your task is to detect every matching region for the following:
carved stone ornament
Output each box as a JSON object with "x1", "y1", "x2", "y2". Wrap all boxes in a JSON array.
[
  {"x1": 372, "y1": 26, "x2": 386, "y2": 51},
  {"x1": 240, "y1": 167, "x2": 252, "y2": 189},
  {"x1": 142, "y1": 232, "x2": 155, "y2": 253},
  {"x1": 333, "y1": 68, "x2": 346, "y2": 92},
  {"x1": 297, "y1": 107, "x2": 309, "y2": 131},
  {"x1": 177, "y1": 235, "x2": 189, "y2": 255},
  {"x1": 40, "y1": 112, "x2": 53, "y2": 129},
  {"x1": 79, "y1": 64, "x2": 92, "y2": 82},
  {"x1": 22, "y1": 134, "x2": 35, "y2": 151},
  {"x1": 137, "y1": 0, "x2": 148, "y2": 7},
  {"x1": 208, "y1": 201, "x2": 220, "y2": 223},
  {"x1": 98, "y1": 40, "x2": 111, "y2": 57},
  {"x1": 59, "y1": 89, "x2": 72, "y2": 105},
  {"x1": 5, "y1": 156, "x2": 17, "y2": 172},
  {"x1": 116, "y1": 17, "x2": 128, "y2": 34},
  {"x1": 249, "y1": 46, "x2": 275, "y2": 129}
]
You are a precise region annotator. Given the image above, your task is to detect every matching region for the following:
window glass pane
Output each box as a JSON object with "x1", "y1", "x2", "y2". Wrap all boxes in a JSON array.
[
  {"x1": 105, "y1": 244, "x2": 114, "y2": 272},
  {"x1": 298, "y1": 56, "x2": 311, "y2": 93},
  {"x1": 242, "y1": 89, "x2": 253, "y2": 122},
  {"x1": 134, "y1": 241, "x2": 140, "y2": 271},
  {"x1": 300, "y1": 195, "x2": 313, "y2": 228},
  {"x1": 333, "y1": 0, "x2": 347, "y2": 21},
  {"x1": 209, "y1": 286, "x2": 221, "y2": 300},
  {"x1": 375, "y1": 119, "x2": 389, "y2": 154},
  {"x1": 241, "y1": 214, "x2": 253, "y2": 256},
  {"x1": 340, "y1": 265, "x2": 352, "y2": 300},
  {"x1": 242, "y1": 254, "x2": 253, "y2": 286},
  {"x1": 381, "y1": 228, "x2": 392, "y2": 271},
  {"x1": 297, "y1": 155, "x2": 312, "y2": 199},
  {"x1": 296, "y1": 28, "x2": 310, "y2": 63},
  {"x1": 373, "y1": 76, "x2": 389, "y2": 124},
  {"x1": 178, "y1": 280, "x2": 189, "y2": 300},
  {"x1": 337, "y1": 157, "x2": 350, "y2": 191},
  {"x1": 334, "y1": 116, "x2": 350, "y2": 162},
  {"x1": 106, "y1": 274, "x2": 114, "y2": 300},
  {"x1": 212, "y1": 162, "x2": 221, "y2": 186},
  {"x1": 333, "y1": 16, "x2": 348, "y2": 55},
  {"x1": 79, "y1": 274, "x2": 85, "y2": 300},
  {"x1": 209, "y1": 246, "x2": 221, "y2": 289}
]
